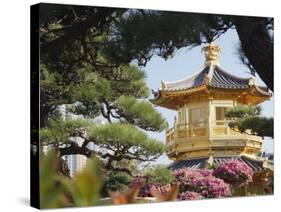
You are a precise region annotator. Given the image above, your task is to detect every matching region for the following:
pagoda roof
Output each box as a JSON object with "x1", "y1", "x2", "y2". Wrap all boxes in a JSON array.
[
  {"x1": 162, "y1": 64, "x2": 252, "y2": 91},
  {"x1": 168, "y1": 155, "x2": 272, "y2": 172},
  {"x1": 151, "y1": 43, "x2": 272, "y2": 108}
]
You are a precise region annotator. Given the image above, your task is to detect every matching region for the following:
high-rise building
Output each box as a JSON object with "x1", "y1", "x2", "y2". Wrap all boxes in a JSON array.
[{"x1": 63, "y1": 136, "x2": 90, "y2": 178}]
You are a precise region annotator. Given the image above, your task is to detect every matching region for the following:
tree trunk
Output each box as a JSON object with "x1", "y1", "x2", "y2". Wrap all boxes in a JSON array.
[{"x1": 233, "y1": 17, "x2": 273, "y2": 91}]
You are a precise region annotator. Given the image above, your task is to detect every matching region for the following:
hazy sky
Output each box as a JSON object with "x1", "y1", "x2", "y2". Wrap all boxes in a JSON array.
[{"x1": 141, "y1": 29, "x2": 274, "y2": 164}]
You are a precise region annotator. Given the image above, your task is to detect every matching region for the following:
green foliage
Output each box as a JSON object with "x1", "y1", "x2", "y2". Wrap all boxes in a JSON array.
[
  {"x1": 106, "y1": 11, "x2": 206, "y2": 64},
  {"x1": 64, "y1": 65, "x2": 149, "y2": 119},
  {"x1": 105, "y1": 11, "x2": 235, "y2": 66},
  {"x1": 88, "y1": 123, "x2": 166, "y2": 157},
  {"x1": 225, "y1": 105, "x2": 261, "y2": 118},
  {"x1": 116, "y1": 96, "x2": 167, "y2": 131},
  {"x1": 108, "y1": 65, "x2": 150, "y2": 99},
  {"x1": 40, "y1": 119, "x2": 92, "y2": 144},
  {"x1": 72, "y1": 74, "x2": 111, "y2": 103},
  {"x1": 40, "y1": 150, "x2": 103, "y2": 208},
  {"x1": 62, "y1": 157, "x2": 103, "y2": 206},
  {"x1": 102, "y1": 172, "x2": 133, "y2": 197},
  {"x1": 40, "y1": 150, "x2": 68, "y2": 208},
  {"x1": 40, "y1": 65, "x2": 72, "y2": 109},
  {"x1": 226, "y1": 105, "x2": 273, "y2": 138},
  {"x1": 143, "y1": 165, "x2": 174, "y2": 185},
  {"x1": 236, "y1": 116, "x2": 273, "y2": 138},
  {"x1": 40, "y1": 119, "x2": 166, "y2": 163}
]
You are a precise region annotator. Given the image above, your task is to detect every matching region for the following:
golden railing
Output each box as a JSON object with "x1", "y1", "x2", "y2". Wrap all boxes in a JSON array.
[
  {"x1": 166, "y1": 120, "x2": 262, "y2": 145},
  {"x1": 166, "y1": 121, "x2": 207, "y2": 143}
]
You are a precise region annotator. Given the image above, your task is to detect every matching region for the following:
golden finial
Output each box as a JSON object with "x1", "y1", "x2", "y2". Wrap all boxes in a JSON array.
[{"x1": 202, "y1": 42, "x2": 221, "y2": 61}]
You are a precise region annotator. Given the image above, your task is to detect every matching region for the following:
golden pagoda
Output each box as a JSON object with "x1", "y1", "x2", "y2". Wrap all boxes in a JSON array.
[{"x1": 151, "y1": 43, "x2": 273, "y2": 195}]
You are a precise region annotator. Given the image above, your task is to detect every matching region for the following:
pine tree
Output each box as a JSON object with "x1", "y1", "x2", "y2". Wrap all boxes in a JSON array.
[
  {"x1": 225, "y1": 105, "x2": 273, "y2": 138},
  {"x1": 39, "y1": 5, "x2": 166, "y2": 175}
]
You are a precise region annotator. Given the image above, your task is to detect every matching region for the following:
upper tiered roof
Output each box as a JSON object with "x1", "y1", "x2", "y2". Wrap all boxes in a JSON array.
[
  {"x1": 162, "y1": 64, "x2": 251, "y2": 91},
  {"x1": 151, "y1": 43, "x2": 271, "y2": 109}
]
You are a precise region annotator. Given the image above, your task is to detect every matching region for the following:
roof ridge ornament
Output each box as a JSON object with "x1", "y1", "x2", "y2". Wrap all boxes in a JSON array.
[
  {"x1": 202, "y1": 42, "x2": 221, "y2": 63},
  {"x1": 161, "y1": 80, "x2": 167, "y2": 90},
  {"x1": 206, "y1": 61, "x2": 216, "y2": 83},
  {"x1": 248, "y1": 76, "x2": 255, "y2": 86}
]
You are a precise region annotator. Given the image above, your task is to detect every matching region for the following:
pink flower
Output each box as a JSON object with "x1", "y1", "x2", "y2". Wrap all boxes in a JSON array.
[
  {"x1": 213, "y1": 160, "x2": 253, "y2": 186},
  {"x1": 178, "y1": 191, "x2": 203, "y2": 200},
  {"x1": 173, "y1": 169, "x2": 231, "y2": 198}
]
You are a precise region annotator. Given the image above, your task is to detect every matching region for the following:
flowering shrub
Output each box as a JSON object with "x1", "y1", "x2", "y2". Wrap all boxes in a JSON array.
[
  {"x1": 198, "y1": 169, "x2": 213, "y2": 177},
  {"x1": 173, "y1": 168, "x2": 204, "y2": 182},
  {"x1": 178, "y1": 191, "x2": 203, "y2": 200},
  {"x1": 129, "y1": 168, "x2": 232, "y2": 199},
  {"x1": 213, "y1": 160, "x2": 253, "y2": 186},
  {"x1": 173, "y1": 169, "x2": 231, "y2": 198},
  {"x1": 189, "y1": 175, "x2": 231, "y2": 198}
]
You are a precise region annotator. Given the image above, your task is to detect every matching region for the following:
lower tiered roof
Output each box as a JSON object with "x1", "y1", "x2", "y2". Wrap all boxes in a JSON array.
[{"x1": 168, "y1": 155, "x2": 273, "y2": 172}]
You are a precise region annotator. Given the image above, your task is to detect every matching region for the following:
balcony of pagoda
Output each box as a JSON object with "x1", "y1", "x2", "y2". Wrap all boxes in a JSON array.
[
  {"x1": 166, "y1": 120, "x2": 262, "y2": 159},
  {"x1": 166, "y1": 121, "x2": 208, "y2": 142}
]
